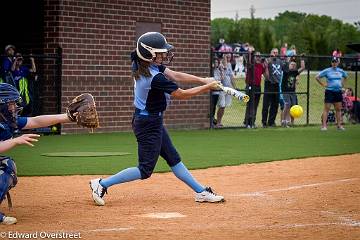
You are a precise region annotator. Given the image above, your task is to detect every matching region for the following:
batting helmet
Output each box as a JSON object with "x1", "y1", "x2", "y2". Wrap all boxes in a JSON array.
[{"x1": 136, "y1": 32, "x2": 173, "y2": 63}]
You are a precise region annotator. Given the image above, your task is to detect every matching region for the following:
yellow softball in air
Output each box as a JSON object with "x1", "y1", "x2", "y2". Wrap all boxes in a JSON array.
[{"x1": 290, "y1": 105, "x2": 303, "y2": 118}]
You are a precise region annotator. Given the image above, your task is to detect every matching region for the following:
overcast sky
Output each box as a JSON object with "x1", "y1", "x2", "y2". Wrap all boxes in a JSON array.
[{"x1": 211, "y1": 0, "x2": 360, "y2": 24}]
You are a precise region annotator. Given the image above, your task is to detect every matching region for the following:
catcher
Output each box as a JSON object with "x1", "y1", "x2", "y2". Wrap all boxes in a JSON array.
[{"x1": 0, "y1": 83, "x2": 98, "y2": 224}]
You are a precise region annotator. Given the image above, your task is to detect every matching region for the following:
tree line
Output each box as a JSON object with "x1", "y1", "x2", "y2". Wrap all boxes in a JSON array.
[{"x1": 211, "y1": 11, "x2": 360, "y2": 56}]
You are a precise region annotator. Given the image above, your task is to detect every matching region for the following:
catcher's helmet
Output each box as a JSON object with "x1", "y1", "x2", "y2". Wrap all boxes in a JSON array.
[
  {"x1": 0, "y1": 83, "x2": 22, "y2": 128},
  {"x1": 136, "y1": 32, "x2": 173, "y2": 63},
  {"x1": 0, "y1": 83, "x2": 22, "y2": 104}
]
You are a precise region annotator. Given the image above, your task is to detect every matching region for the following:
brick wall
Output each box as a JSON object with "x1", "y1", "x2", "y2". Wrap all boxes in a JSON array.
[{"x1": 44, "y1": 0, "x2": 211, "y2": 133}]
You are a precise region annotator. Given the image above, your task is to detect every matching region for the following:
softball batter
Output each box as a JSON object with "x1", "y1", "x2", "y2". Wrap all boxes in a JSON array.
[{"x1": 90, "y1": 32, "x2": 224, "y2": 205}]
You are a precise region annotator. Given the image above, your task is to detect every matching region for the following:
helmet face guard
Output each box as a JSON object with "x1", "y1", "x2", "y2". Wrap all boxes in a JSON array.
[
  {"x1": 155, "y1": 50, "x2": 174, "y2": 65},
  {"x1": 0, "y1": 102, "x2": 22, "y2": 129}
]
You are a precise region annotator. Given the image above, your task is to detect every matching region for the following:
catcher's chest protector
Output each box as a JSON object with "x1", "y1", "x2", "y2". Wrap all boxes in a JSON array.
[{"x1": 0, "y1": 157, "x2": 17, "y2": 206}]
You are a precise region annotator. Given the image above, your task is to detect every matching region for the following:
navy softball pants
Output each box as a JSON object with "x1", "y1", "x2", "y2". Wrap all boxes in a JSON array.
[{"x1": 132, "y1": 113, "x2": 181, "y2": 179}]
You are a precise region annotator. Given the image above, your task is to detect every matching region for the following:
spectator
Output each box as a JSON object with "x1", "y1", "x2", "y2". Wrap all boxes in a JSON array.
[
  {"x1": 243, "y1": 51, "x2": 269, "y2": 128},
  {"x1": 220, "y1": 43, "x2": 233, "y2": 73},
  {"x1": 280, "y1": 59, "x2": 305, "y2": 127},
  {"x1": 215, "y1": 57, "x2": 236, "y2": 128},
  {"x1": 332, "y1": 48, "x2": 342, "y2": 58},
  {"x1": 232, "y1": 43, "x2": 245, "y2": 76},
  {"x1": 216, "y1": 38, "x2": 232, "y2": 59},
  {"x1": 286, "y1": 45, "x2": 297, "y2": 57},
  {"x1": 233, "y1": 54, "x2": 245, "y2": 77},
  {"x1": 1, "y1": 45, "x2": 16, "y2": 86},
  {"x1": 332, "y1": 48, "x2": 343, "y2": 63},
  {"x1": 280, "y1": 42, "x2": 288, "y2": 59},
  {"x1": 11, "y1": 53, "x2": 36, "y2": 116},
  {"x1": 240, "y1": 42, "x2": 250, "y2": 53},
  {"x1": 224, "y1": 53, "x2": 233, "y2": 71},
  {"x1": 342, "y1": 88, "x2": 353, "y2": 117},
  {"x1": 316, "y1": 57, "x2": 348, "y2": 131},
  {"x1": 215, "y1": 38, "x2": 225, "y2": 51},
  {"x1": 343, "y1": 87, "x2": 360, "y2": 123},
  {"x1": 210, "y1": 59, "x2": 221, "y2": 127},
  {"x1": 262, "y1": 48, "x2": 286, "y2": 127}
]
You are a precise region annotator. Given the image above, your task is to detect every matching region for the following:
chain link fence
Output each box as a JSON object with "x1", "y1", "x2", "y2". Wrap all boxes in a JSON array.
[{"x1": 210, "y1": 51, "x2": 359, "y2": 128}]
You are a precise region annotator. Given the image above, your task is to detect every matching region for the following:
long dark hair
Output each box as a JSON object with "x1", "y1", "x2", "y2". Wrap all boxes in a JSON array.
[{"x1": 131, "y1": 50, "x2": 151, "y2": 80}]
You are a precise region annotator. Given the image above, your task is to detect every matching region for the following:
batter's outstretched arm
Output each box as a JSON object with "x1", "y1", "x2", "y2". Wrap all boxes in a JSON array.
[
  {"x1": 171, "y1": 81, "x2": 218, "y2": 100},
  {"x1": 164, "y1": 68, "x2": 214, "y2": 85}
]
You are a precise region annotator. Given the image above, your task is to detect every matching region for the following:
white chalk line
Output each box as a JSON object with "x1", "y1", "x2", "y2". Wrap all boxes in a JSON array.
[
  {"x1": 139, "y1": 212, "x2": 186, "y2": 219},
  {"x1": 82, "y1": 221, "x2": 359, "y2": 233},
  {"x1": 26, "y1": 227, "x2": 134, "y2": 235},
  {"x1": 230, "y1": 178, "x2": 359, "y2": 197},
  {"x1": 86, "y1": 227, "x2": 134, "y2": 232},
  {"x1": 249, "y1": 221, "x2": 360, "y2": 230},
  {"x1": 321, "y1": 211, "x2": 360, "y2": 227}
]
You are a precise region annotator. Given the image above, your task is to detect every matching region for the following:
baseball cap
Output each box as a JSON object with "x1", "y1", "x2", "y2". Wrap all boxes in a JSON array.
[
  {"x1": 331, "y1": 57, "x2": 339, "y2": 63},
  {"x1": 5, "y1": 44, "x2": 15, "y2": 52}
]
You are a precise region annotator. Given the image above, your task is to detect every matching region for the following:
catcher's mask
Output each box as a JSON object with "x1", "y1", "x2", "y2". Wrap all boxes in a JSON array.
[
  {"x1": 0, "y1": 83, "x2": 23, "y2": 129},
  {"x1": 136, "y1": 32, "x2": 174, "y2": 65}
]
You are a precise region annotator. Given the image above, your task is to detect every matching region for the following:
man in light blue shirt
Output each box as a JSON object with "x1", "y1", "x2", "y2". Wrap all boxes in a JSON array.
[{"x1": 316, "y1": 57, "x2": 348, "y2": 130}]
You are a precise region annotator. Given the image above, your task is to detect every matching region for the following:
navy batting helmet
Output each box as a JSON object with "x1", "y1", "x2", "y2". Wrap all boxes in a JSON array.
[{"x1": 136, "y1": 32, "x2": 174, "y2": 64}]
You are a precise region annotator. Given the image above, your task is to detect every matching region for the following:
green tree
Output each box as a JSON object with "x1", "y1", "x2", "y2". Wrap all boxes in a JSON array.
[
  {"x1": 228, "y1": 19, "x2": 242, "y2": 43},
  {"x1": 260, "y1": 23, "x2": 274, "y2": 53},
  {"x1": 211, "y1": 11, "x2": 360, "y2": 55},
  {"x1": 211, "y1": 18, "x2": 235, "y2": 46}
]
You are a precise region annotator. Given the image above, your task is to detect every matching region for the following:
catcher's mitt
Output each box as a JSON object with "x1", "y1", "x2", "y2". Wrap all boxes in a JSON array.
[{"x1": 66, "y1": 93, "x2": 99, "y2": 129}]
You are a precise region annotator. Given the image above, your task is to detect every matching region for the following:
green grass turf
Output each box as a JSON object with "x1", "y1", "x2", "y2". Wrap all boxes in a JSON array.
[{"x1": 7, "y1": 125, "x2": 360, "y2": 176}]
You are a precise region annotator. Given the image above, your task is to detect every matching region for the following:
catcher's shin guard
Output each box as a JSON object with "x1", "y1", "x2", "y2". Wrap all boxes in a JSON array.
[{"x1": 0, "y1": 157, "x2": 18, "y2": 209}]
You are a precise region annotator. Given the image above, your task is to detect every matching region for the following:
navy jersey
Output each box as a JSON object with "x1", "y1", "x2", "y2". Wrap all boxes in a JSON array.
[
  {"x1": 0, "y1": 117, "x2": 27, "y2": 141},
  {"x1": 133, "y1": 64, "x2": 178, "y2": 113}
]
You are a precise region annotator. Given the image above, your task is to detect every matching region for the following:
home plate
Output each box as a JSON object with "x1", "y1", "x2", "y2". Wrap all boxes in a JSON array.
[{"x1": 140, "y1": 212, "x2": 186, "y2": 219}]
